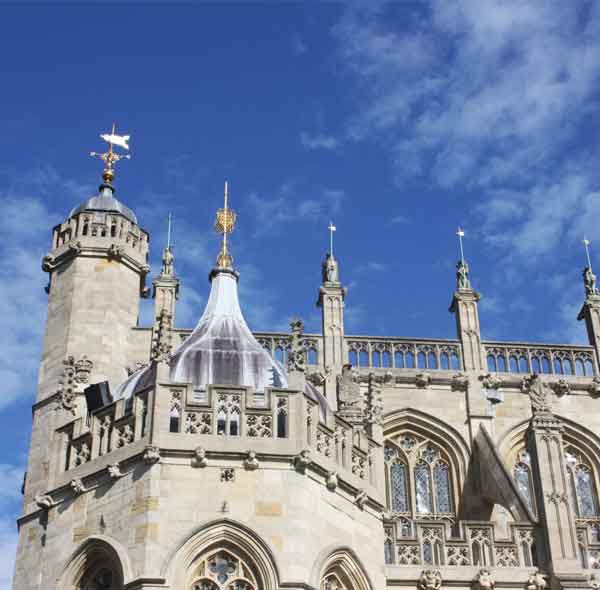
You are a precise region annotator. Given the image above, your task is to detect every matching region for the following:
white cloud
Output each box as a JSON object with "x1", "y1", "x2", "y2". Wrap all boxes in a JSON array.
[
  {"x1": 291, "y1": 34, "x2": 307, "y2": 55},
  {"x1": 355, "y1": 261, "x2": 388, "y2": 273},
  {"x1": 248, "y1": 185, "x2": 344, "y2": 236},
  {"x1": 300, "y1": 131, "x2": 340, "y2": 151}
]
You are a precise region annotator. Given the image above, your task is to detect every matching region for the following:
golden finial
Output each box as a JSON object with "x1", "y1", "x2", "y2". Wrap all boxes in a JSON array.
[
  {"x1": 90, "y1": 123, "x2": 131, "y2": 184},
  {"x1": 214, "y1": 180, "x2": 237, "y2": 269}
]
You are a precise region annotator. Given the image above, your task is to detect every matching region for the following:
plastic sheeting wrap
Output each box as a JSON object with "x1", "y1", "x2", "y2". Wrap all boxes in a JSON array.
[{"x1": 170, "y1": 270, "x2": 288, "y2": 392}]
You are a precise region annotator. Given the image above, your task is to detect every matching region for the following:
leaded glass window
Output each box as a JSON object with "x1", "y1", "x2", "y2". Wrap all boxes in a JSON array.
[
  {"x1": 514, "y1": 463, "x2": 534, "y2": 511},
  {"x1": 574, "y1": 465, "x2": 597, "y2": 517},
  {"x1": 415, "y1": 461, "x2": 433, "y2": 513},
  {"x1": 390, "y1": 462, "x2": 409, "y2": 512},
  {"x1": 190, "y1": 550, "x2": 257, "y2": 590},
  {"x1": 434, "y1": 462, "x2": 452, "y2": 512},
  {"x1": 564, "y1": 447, "x2": 599, "y2": 519}
]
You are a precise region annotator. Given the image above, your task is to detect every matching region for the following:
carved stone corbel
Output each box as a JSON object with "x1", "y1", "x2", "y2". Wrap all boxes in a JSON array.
[
  {"x1": 191, "y1": 446, "x2": 208, "y2": 468},
  {"x1": 293, "y1": 449, "x2": 311, "y2": 473},
  {"x1": 451, "y1": 373, "x2": 469, "y2": 392},
  {"x1": 243, "y1": 450, "x2": 259, "y2": 471},
  {"x1": 551, "y1": 379, "x2": 570, "y2": 397},
  {"x1": 473, "y1": 569, "x2": 495, "y2": 590},
  {"x1": 355, "y1": 489, "x2": 368, "y2": 510},
  {"x1": 418, "y1": 569, "x2": 442, "y2": 590}
]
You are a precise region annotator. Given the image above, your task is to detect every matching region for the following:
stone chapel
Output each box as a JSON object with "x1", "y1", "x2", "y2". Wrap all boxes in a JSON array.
[{"x1": 11, "y1": 134, "x2": 600, "y2": 590}]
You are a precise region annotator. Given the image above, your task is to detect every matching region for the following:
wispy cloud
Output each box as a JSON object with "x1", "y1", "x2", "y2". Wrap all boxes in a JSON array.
[
  {"x1": 0, "y1": 462, "x2": 25, "y2": 590},
  {"x1": 332, "y1": 1, "x2": 600, "y2": 341},
  {"x1": 291, "y1": 34, "x2": 307, "y2": 55},
  {"x1": 299, "y1": 131, "x2": 340, "y2": 151},
  {"x1": 355, "y1": 261, "x2": 388, "y2": 273},
  {"x1": 247, "y1": 184, "x2": 344, "y2": 236}
]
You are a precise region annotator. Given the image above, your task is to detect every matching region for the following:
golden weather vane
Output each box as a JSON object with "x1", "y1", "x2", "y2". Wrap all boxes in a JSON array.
[
  {"x1": 214, "y1": 180, "x2": 237, "y2": 269},
  {"x1": 90, "y1": 123, "x2": 131, "y2": 184}
]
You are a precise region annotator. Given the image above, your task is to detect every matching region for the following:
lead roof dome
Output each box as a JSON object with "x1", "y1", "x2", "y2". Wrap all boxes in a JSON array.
[{"x1": 69, "y1": 184, "x2": 137, "y2": 224}]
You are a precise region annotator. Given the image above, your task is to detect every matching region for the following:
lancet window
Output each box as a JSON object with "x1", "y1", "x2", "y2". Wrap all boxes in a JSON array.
[
  {"x1": 565, "y1": 447, "x2": 599, "y2": 518},
  {"x1": 512, "y1": 449, "x2": 535, "y2": 513},
  {"x1": 189, "y1": 550, "x2": 257, "y2": 590},
  {"x1": 384, "y1": 435, "x2": 455, "y2": 527}
]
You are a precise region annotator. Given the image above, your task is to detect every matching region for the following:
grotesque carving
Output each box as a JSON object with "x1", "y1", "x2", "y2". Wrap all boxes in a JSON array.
[
  {"x1": 107, "y1": 463, "x2": 123, "y2": 479},
  {"x1": 326, "y1": 471, "x2": 338, "y2": 491},
  {"x1": 74, "y1": 356, "x2": 93, "y2": 384},
  {"x1": 589, "y1": 575, "x2": 600, "y2": 590},
  {"x1": 521, "y1": 374, "x2": 552, "y2": 414},
  {"x1": 287, "y1": 318, "x2": 306, "y2": 373},
  {"x1": 551, "y1": 379, "x2": 570, "y2": 397},
  {"x1": 355, "y1": 489, "x2": 368, "y2": 510},
  {"x1": 419, "y1": 569, "x2": 442, "y2": 590},
  {"x1": 451, "y1": 373, "x2": 469, "y2": 392},
  {"x1": 35, "y1": 493, "x2": 55, "y2": 511},
  {"x1": 107, "y1": 243, "x2": 124, "y2": 260},
  {"x1": 480, "y1": 373, "x2": 502, "y2": 389},
  {"x1": 191, "y1": 446, "x2": 208, "y2": 468},
  {"x1": 70, "y1": 478, "x2": 86, "y2": 495},
  {"x1": 143, "y1": 446, "x2": 161, "y2": 464},
  {"x1": 415, "y1": 372, "x2": 431, "y2": 388},
  {"x1": 294, "y1": 449, "x2": 312, "y2": 472},
  {"x1": 243, "y1": 450, "x2": 260, "y2": 471},
  {"x1": 473, "y1": 569, "x2": 495, "y2": 590},
  {"x1": 526, "y1": 569, "x2": 546, "y2": 590}
]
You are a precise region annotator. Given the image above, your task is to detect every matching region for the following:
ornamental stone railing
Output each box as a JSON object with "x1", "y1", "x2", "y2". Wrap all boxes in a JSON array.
[
  {"x1": 483, "y1": 341, "x2": 597, "y2": 377},
  {"x1": 345, "y1": 337, "x2": 462, "y2": 372},
  {"x1": 61, "y1": 390, "x2": 149, "y2": 474},
  {"x1": 385, "y1": 520, "x2": 538, "y2": 568}
]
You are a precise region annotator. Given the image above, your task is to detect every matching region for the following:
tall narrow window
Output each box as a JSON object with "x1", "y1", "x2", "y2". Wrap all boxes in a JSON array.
[
  {"x1": 415, "y1": 461, "x2": 433, "y2": 514},
  {"x1": 514, "y1": 463, "x2": 534, "y2": 511},
  {"x1": 390, "y1": 462, "x2": 409, "y2": 512},
  {"x1": 433, "y1": 462, "x2": 452, "y2": 512}
]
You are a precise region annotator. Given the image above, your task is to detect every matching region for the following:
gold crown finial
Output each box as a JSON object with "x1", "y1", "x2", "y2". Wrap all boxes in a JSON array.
[
  {"x1": 214, "y1": 180, "x2": 237, "y2": 269},
  {"x1": 90, "y1": 123, "x2": 131, "y2": 184}
]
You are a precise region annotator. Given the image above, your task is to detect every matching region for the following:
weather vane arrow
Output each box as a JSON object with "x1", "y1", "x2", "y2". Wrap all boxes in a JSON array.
[{"x1": 90, "y1": 123, "x2": 131, "y2": 184}]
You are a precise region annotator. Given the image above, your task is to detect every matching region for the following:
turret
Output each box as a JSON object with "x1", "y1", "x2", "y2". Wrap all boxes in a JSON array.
[
  {"x1": 317, "y1": 222, "x2": 347, "y2": 408},
  {"x1": 25, "y1": 126, "x2": 148, "y2": 505},
  {"x1": 577, "y1": 238, "x2": 600, "y2": 371}
]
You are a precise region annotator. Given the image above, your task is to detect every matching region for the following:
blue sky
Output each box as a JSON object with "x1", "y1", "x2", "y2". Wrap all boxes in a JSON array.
[{"x1": 2, "y1": 2, "x2": 600, "y2": 585}]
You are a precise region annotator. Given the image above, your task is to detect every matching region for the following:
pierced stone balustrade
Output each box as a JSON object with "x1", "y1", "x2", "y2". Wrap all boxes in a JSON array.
[
  {"x1": 484, "y1": 341, "x2": 597, "y2": 377},
  {"x1": 385, "y1": 520, "x2": 537, "y2": 569}
]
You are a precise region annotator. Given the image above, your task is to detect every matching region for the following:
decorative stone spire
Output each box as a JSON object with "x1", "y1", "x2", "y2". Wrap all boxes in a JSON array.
[
  {"x1": 152, "y1": 214, "x2": 179, "y2": 367},
  {"x1": 449, "y1": 227, "x2": 486, "y2": 373},
  {"x1": 578, "y1": 238, "x2": 600, "y2": 369},
  {"x1": 318, "y1": 222, "x2": 347, "y2": 408}
]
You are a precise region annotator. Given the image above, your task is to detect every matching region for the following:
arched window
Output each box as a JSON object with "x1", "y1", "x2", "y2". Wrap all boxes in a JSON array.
[
  {"x1": 382, "y1": 350, "x2": 392, "y2": 368},
  {"x1": 511, "y1": 449, "x2": 535, "y2": 514},
  {"x1": 61, "y1": 539, "x2": 126, "y2": 590},
  {"x1": 189, "y1": 550, "x2": 257, "y2": 590},
  {"x1": 565, "y1": 447, "x2": 599, "y2": 518},
  {"x1": 320, "y1": 550, "x2": 370, "y2": 590},
  {"x1": 385, "y1": 438, "x2": 456, "y2": 520}
]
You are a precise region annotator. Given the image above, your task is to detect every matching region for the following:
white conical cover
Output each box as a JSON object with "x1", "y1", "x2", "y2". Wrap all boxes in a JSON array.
[{"x1": 169, "y1": 270, "x2": 288, "y2": 391}]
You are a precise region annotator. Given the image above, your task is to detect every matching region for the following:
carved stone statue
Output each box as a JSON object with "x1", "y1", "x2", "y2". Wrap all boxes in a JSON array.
[
  {"x1": 162, "y1": 246, "x2": 174, "y2": 276},
  {"x1": 322, "y1": 253, "x2": 339, "y2": 284},
  {"x1": 521, "y1": 374, "x2": 552, "y2": 414},
  {"x1": 287, "y1": 318, "x2": 306, "y2": 373},
  {"x1": 473, "y1": 569, "x2": 495, "y2": 590},
  {"x1": 456, "y1": 260, "x2": 471, "y2": 290},
  {"x1": 337, "y1": 364, "x2": 362, "y2": 408},
  {"x1": 584, "y1": 267, "x2": 599, "y2": 297},
  {"x1": 526, "y1": 569, "x2": 546, "y2": 590},
  {"x1": 419, "y1": 569, "x2": 442, "y2": 590}
]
